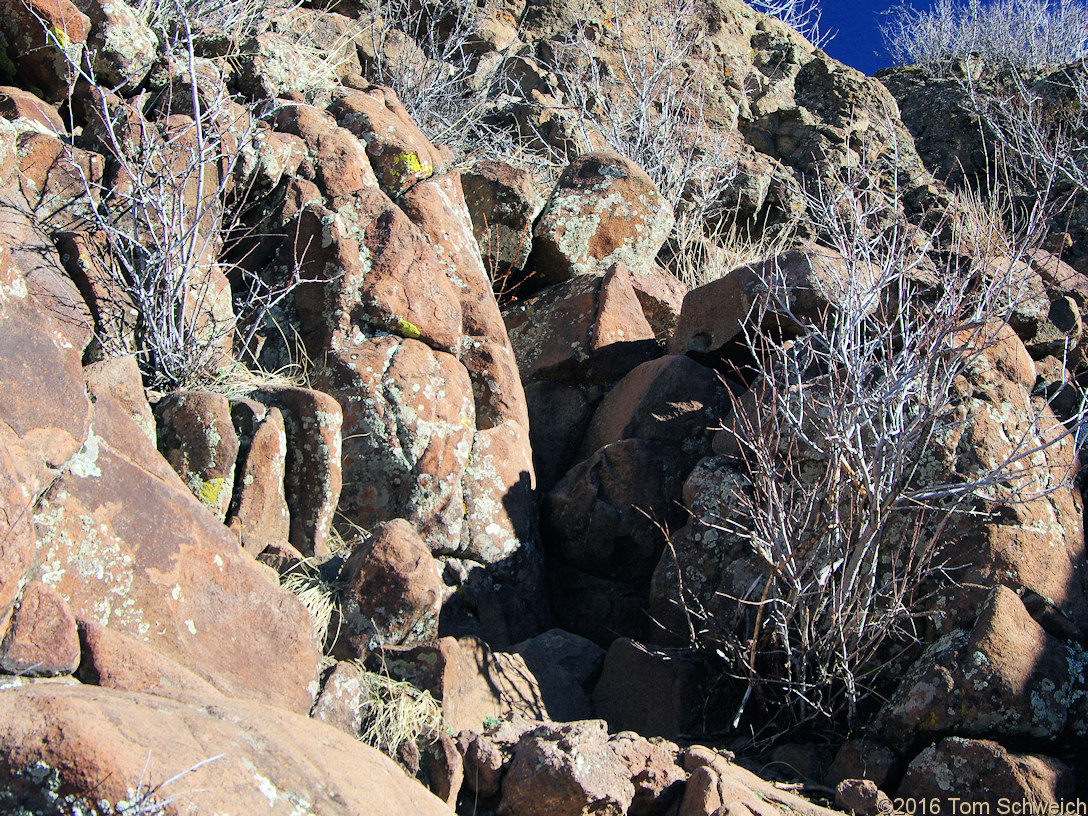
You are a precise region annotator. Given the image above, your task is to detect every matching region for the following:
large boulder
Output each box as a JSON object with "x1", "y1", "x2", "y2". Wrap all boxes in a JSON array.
[
  {"x1": 529, "y1": 150, "x2": 674, "y2": 285},
  {"x1": 0, "y1": 683, "x2": 456, "y2": 815},
  {"x1": 0, "y1": 0, "x2": 89, "y2": 102},
  {"x1": 328, "y1": 84, "x2": 449, "y2": 198},
  {"x1": 505, "y1": 262, "x2": 659, "y2": 384},
  {"x1": 312, "y1": 336, "x2": 475, "y2": 555},
  {"x1": 874, "y1": 586, "x2": 1074, "y2": 751},
  {"x1": 400, "y1": 170, "x2": 531, "y2": 431},
  {"x1": 333, "y1": 519, "x2": 445, "y2": 656},
  {"x1": 0, "y1": 86, "x2": 65, "y2": 135},
  {"x1": 545, "y1": 439, "x2": 687, "y2": 586},
  {"x1": 291, "y1": 187, "x2": 464, "y2": 355},
  {"x1": 0, "y1": 231, "x2": 319, "y2": 711},
  {"x1": 0, "y1": 239, "x2": 91, "y2": 625},
  {"x1": 274, "y1": 103, "x2": 379, "y2": 199},
  {"x1": 462, "y1": 159, "x2": 545, "y2": 285},
  {"x1": 80, "y1": 0, "x2": 158, "y2": 93},
  {"x1": 498, "y1": 720, "x2": 681, "y2": 816},
  {"x1": 897, "y1": 738, "x2": 1075, "y2": 805},
  {"x1": 669, "y1": 245, "x2": 871, "y2": 356},
  {"x1": 31, "y1": 382, "x2": 321, "y2": 712},
  {"x1": 76, "y1": 619, "x2": 227, "y2": 705},
  {"x1": 575, "y1": 354, "x2": 729, "y2": 462}
]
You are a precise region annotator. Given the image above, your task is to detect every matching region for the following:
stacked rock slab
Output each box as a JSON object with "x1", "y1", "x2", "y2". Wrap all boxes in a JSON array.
[
  {"x1": 0, "y1": 232, "x2": 320, "y2": 713},
  {"x1": 278, "y1": 85, "x2": 542, "y2": 631}
]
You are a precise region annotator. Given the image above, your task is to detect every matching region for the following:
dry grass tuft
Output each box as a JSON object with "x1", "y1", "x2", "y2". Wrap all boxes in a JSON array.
[{"x1": 354, "y1": 666, "x2": 444, "y2": 756}]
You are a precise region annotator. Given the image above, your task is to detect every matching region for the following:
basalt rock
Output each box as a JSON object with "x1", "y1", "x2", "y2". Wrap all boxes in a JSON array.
[
  {"x1": 0, "y1": 683, "x2": 457, "y2": 815},
  {"x1": 529, "y1": 150, "x2": 674, "y2": 286}
]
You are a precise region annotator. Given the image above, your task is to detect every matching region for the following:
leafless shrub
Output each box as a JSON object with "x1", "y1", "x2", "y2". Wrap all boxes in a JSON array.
[
  {"x1": 548, "y1": 0, "x2": 738, "y2": 221},
  {"x1": 682, "y1": 136, "x2": 1085, "y2": 744},
  {"x1": 965, "y1": 61, "x2": 1088, "y2": 202},
  {"x1": 45, "y1": 16, "x2": 317, "y2": 390},
  {"x1": 137, "y1": 0, "x2": 298, "y2": 47},
  {"x1": 361, "y1": 0, "x2": 520, "y2": 161},
  {"x1": 749, "y1": 0, "x2": 833, "y2": 49},
  {"x1": 882, "y1": 0, "x2": 1088, "y2": 73}
]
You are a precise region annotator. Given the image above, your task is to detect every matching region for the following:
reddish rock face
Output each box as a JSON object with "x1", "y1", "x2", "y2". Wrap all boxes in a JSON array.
[
  {"x1": 313, "y1": 337, "x2": 474, "y2": 554},
  {"x1": 0, "y1": 202, "x2": 96, "y2": 353},
  {"x1": 546, "y1": 439, "x2": 686, "y2": 585},
  {"x1": 328, "y1": 85, "x2": 447, "y2": 198},
  {"x1": 16, "y1": 131, "x2": 100, "y2": 232},
  {"x1": 0, "y1": 86, "x2": 65, "y2": 135},
  {"x1": 254, "y1": 386, "x2": 343, "y2": 557},
  {"x1": 83, "y1": 355, "x2": 155, "y2": 445},
  {"x1": 462, "y1": 420, "x2": 538, "y2": 573},
  {"x1": 0, "y1": 580, "x2": 80, "y2": 676},
  {"x1": 275, "y1": 103, "x2": 379, "y2": 198},
  {"x1": 669, "y1": 244, "x2": 865, "y2": 356},
  {"x1": 924, "y1": 323, "x2": 1088, "y2": 631},
  {"x1": 576, "y1": 354, "x2": 728, "y2": 462},
  {"x1": 227, "y1": 402, "x2": 290, "y2": 555},
  {"x1": 505, "y1": 263, "x2": 660, "y2": 384},
  {"x1": 593, "y1": 638, "x2": 707, "y2": 741},
  {"x1": 81, "y1": 0, "x2": 158, "y2": 93},
  {"x1": 155, "y1": 391, "x2": 241, "y2": 521},
  {"x1": 0, "y1": 242, "x2": 90, "y2": 474},
  {"x1": 498, "y1": 720, "x2": 645, "y2": 816},
  {"x1": 31, "y1": 386, "x2": 320, "y2": 713},
  {"x1": 530, "y1": 150, "x2": 674, "y2": 284},
  {"x1": 462, "y1": 159, "x2": 545, "y2": 280},
  {"x1": 76, "y1": 619, "x2": 226, "y2": 705},
  {"x1": 274, "y1": 91, "x2": 541, "y2": 624},
  {"x1": 333, "y1": 519, "x2": 444, "y2": 656},
  {"x1": 0, "y1": 0, "x2": 90, "y2": 102},
  {"x1": 292, "y1": 189, "x2": 464, "y2": 356},
  {"x1": 0, "y1": 683, "x2": 457, "y2": 815},
  {"x1": 875, "y1": 587, "x2": 1073, "y2": 750},
  {"x1": 0, "y1": 426, "x2": 39, "y2": 628},
  {"x1": 54, "y1": 229, "x2": 136, "y2": 355},
  {"x1": 0, "y1": 241, "x2": 90, "y2": 624},
  {"x1": 898, "y1": 738, "x2": 1074, "y2": 804},
  {"x1": 0, "y1": 119, "x2": 15, "y2": 186},
  {"x1": 629, "y1": 266, "x2": 689, "y2": 346},
  {"x1": 402, "y1": 171, "x2": 531, "y2": 431}
]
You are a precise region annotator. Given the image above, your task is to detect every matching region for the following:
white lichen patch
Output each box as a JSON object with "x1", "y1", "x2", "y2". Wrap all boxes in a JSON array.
[{"x1": 67, "y1": 427, "x2": 103, "y2": 479}]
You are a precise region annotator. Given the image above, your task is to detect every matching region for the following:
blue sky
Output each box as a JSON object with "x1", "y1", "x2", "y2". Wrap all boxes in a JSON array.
[{"x1": 819, "y1": 0, "x2": 936, "y2": 75}]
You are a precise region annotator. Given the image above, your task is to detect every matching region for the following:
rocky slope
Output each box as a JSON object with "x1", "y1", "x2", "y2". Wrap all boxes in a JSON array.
[{"x1": 0, "y1": 0, "x2": 1086, "y2": 812}]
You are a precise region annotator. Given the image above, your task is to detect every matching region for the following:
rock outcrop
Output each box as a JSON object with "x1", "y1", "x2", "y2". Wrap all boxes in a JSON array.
[{"x1": 1, "y1": 0, "x2": 1086, "y2": 810}]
